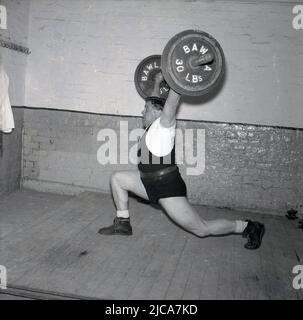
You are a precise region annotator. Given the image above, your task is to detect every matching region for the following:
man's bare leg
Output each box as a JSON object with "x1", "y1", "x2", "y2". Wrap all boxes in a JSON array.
[
  {"x1": 159, "y1": 197, "x2": 241, "y2": 237},
  {"x1": 98, "y1": 170, "x2": 149, "y2": 235},
  {"x1": 110, "y1": 170, "x2": 149, "y2": 211}
]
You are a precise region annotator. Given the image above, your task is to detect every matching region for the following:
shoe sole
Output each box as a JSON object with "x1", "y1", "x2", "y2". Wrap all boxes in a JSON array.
[
  {"x1": 98, "y1": 231, "x2": 133, "y2": 236},
  {"x1": 245, "y1": 224, "x2": 265, "y2": 250}
]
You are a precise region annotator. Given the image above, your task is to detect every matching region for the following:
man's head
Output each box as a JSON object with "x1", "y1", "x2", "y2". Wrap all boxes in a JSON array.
[{"x1": 142, "y1": 96, "x2": 166, "y2": 128}]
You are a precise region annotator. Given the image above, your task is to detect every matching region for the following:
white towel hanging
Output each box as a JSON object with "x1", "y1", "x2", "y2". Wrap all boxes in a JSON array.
[{"x1": 0, "y1": 63, "x2": 15, "y2": 133}]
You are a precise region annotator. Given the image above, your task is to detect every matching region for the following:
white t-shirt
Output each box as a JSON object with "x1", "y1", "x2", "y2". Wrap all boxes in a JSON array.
[{"x1": 145, "y1": 117, "x2": 176, "y2": 157}]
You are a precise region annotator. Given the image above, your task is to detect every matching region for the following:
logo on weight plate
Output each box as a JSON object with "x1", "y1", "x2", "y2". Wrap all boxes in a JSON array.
[
  {"x1": 293, "y1": 5, "x2": 303, "y2": 30},
  {"x1": 0, "y1": 5, "x2": 7, "y2": 30}
]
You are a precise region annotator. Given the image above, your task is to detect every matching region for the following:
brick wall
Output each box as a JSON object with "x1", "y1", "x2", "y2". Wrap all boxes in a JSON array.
[
  {"x1": 22, "y1": 108, "x2": 303, "y2": 215},
  {"x1": 2, "y1": 0, "x2": 302, "y2": 214}
]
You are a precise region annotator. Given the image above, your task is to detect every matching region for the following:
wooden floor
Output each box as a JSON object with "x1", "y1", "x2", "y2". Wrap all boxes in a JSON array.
[{"x1": 0, "y1": 189, "x2": 302, "y2": 300}]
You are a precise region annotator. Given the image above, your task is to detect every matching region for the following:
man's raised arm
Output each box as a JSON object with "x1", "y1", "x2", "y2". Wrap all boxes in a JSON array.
[{"x1": 152, "y1": 72, "x2": 181, "y2": 128}]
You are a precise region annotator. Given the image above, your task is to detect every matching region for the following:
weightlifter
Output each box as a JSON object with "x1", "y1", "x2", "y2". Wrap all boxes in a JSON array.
[{"x1": 98, "y1": 73, "x2": 265, "y2": 250}]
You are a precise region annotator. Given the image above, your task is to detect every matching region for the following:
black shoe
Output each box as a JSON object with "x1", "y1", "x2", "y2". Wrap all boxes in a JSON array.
[
  {"x1": 98, "y1": 217, "x2": 133, "y2": 236},
  {"x1": 242, "y1": 220, "x2": 265, "y2": 250}
]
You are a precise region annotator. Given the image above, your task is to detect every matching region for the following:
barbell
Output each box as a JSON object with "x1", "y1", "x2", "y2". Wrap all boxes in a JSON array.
[{"x1": 134, "y1": 29, "x2": 225, "y2": 98}]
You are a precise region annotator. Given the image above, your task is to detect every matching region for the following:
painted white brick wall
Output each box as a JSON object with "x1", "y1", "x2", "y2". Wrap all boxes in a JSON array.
[{"x1": 25, "y1": 0, "x2": 303, "y2": 128}]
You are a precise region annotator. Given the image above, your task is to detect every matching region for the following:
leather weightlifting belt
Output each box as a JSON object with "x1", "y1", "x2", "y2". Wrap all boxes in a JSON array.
[{"x1": 139, "y1": 165, "x2": 178, "y2": 179}]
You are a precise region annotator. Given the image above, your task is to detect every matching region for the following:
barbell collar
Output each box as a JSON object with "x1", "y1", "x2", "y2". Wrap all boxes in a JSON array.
[{"x1": 190, "y1": 52, "x2": 215, "y2": 68}]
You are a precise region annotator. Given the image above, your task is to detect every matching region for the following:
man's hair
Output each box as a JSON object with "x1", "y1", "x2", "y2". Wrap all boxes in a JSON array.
[{"x1": 145, "y1": 96, "x2": 166, "y2": 111}]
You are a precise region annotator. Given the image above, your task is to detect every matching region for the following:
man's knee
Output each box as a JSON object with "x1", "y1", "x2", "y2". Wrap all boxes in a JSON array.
[
  {"x1": 193, "y1": 222, "x2": 210, "y2": 238},
  {"x1": 110, "y1": 171, "x2": 135, "y2": 191},
  {"x1": 110, "y1": 171, "x2": 123, "y2": 187}
]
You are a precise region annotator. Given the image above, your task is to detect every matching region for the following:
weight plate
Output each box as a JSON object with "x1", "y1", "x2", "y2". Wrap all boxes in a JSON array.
[
  {"x1": 134, "y1": 55, "x2": 170, "y2": 99},
  {"x1": 161, "y1": 30, "x2": 225, "y2": 97}
]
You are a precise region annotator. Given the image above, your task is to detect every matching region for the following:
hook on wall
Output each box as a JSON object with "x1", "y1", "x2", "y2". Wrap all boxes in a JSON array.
[{"x1": 0, "y1": 38, "x2": 30, "y2": 55}]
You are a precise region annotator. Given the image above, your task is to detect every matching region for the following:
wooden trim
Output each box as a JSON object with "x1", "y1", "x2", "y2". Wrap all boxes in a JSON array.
[{"x1": 0, "y1": 285, "x2": 103, "y2": 300}]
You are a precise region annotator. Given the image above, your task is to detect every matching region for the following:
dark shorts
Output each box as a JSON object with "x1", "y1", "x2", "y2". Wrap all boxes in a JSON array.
[{"x1": 140, "y1": 168, "x2": 187, "y2": 204}]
